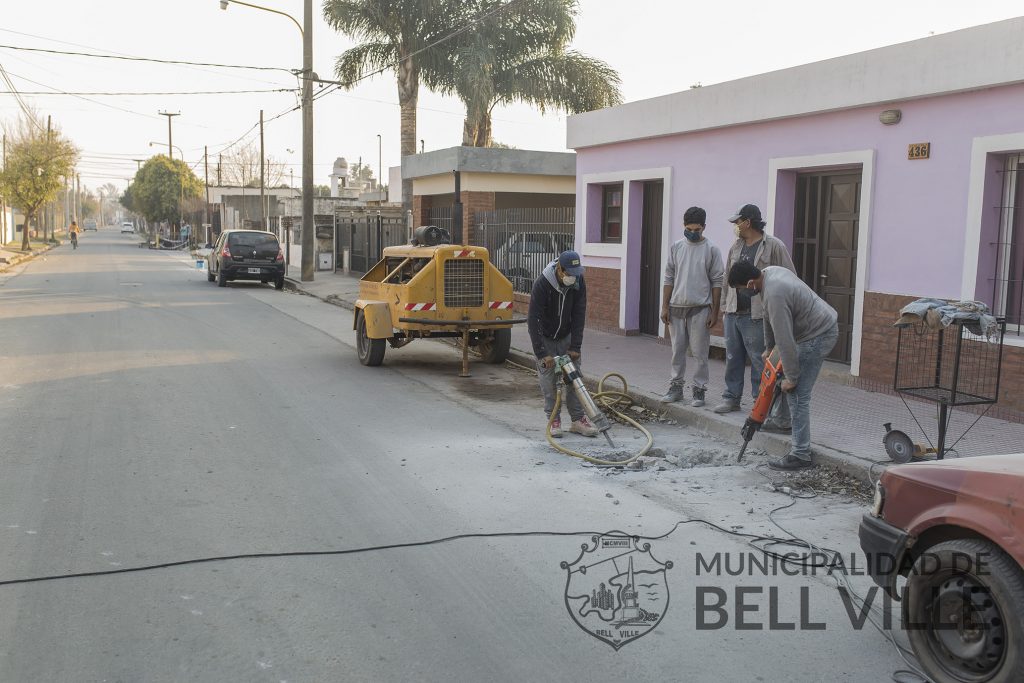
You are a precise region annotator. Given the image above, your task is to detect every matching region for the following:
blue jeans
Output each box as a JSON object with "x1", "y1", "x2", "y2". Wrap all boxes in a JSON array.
[
  {"x1": 723, "y1": 313, "x2": 765, "y2": 402},
  {"x1": 787, "y1": 324, "x2": 839, "y2": 461}
]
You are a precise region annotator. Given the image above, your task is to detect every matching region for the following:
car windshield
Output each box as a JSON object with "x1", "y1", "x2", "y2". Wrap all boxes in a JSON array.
[{"x1": 229, "y1": 233, "x2": 278, "y2": 248}]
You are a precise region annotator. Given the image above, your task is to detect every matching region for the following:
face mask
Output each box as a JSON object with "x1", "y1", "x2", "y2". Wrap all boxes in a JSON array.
[
  {"x1": 561, "y1": 274, "x2": 577, "y2": 286},
  {"x1": 684, "y1": 229, "x2": 701, "y2": 242},
  {"x1": 734, "y1": 225, "x2": 743, "y2": 238}
]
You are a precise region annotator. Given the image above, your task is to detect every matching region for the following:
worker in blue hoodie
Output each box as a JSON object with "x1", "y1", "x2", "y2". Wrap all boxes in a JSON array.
[{"x1": 528, "y1": 250, "x2": 599, "y2": 438}]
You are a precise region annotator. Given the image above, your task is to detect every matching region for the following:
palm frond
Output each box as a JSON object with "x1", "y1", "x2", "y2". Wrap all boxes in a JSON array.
[
  {"x1": 332, "y1": 41, "x2": 401, "y2": 88},
  {"x1": 494, "y1": 50, "x2": 622, "y2": 113}
]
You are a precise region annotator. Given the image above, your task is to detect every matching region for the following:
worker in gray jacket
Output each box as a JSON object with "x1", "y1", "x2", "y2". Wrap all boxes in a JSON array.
[
  {"x1": 727, "y1": 262, "x2": 838, "y2": 470},
  {"x1": 660, "y1": 206, "x2": 724, "y2": 407},
  {"x1": 714, "y1": 204, "x2": 796, "y2": 433}
]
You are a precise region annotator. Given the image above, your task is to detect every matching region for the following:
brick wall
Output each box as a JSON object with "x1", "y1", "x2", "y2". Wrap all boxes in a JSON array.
[
  {"x1": 858, "y1": 291, "x2": 1023, "y2": 421},
  {"x1": 584, "y1": 266, "x2": 621, "y2": 333},
  {"x1": 412, "y1": 194, "x2": 431, "y2": 228},
  {"x1": 462, "y1": 191, "x2": 495, "y2": 245}
]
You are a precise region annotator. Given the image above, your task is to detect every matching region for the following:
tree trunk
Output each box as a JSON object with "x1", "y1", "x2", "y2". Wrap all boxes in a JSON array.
[
  {"x1": 20, "y1": 211, "x2": 32, "y2": 251},
  {"x1": 397, "y1": 50, "x2": 419, "y2": 213}
]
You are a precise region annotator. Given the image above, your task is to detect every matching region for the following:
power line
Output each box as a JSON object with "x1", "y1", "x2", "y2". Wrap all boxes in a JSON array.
[
  {"x1": 0, "y1": 43, "x2": 293, "y2": 73},
  {"x1": 9, "y1": 88, "x2": 298, "y2": 96},
  {"x1": 3, "y1": 68, "x2": 160, "y2": 120}
]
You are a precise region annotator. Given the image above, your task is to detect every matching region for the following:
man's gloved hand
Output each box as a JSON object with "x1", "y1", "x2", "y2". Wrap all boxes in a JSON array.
[
  {"x1": 540, "y1": 355, "x2": 555, "y2": 369},
  {"x1": 568, "y1": 351, "x2": 581, "y2": 362},
  {"x1": 781, "y1": 379, "x2": 797, "y2": 393}
]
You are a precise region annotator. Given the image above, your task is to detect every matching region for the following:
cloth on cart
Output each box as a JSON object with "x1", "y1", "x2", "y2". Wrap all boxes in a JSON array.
[{"x1": 894, "y1": 298, "x2": 998, "y2": 338}]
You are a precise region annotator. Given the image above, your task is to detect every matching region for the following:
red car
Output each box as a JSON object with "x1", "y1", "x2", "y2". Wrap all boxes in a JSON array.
[{"x1": 860, "y1": 454, "x2": 1024, "y2": 683}]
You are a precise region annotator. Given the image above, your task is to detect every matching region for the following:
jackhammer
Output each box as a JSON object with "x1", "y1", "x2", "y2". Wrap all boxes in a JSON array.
[
  {"x1": 554, "y1": 354, "x2": 616, "y2": 448},
  {"x1": 737, "y1": 348, "x2": 785, "y2": 462}
]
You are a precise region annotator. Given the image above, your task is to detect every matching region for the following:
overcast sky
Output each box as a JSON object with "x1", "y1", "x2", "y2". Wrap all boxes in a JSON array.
[{"x1": 2, "y1": 1, "x2": 1021, "y2": 195}]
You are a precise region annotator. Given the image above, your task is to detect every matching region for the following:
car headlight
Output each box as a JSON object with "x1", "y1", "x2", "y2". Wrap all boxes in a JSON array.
[{"x1": 871, "y1": 481, "x2": 885, "y2": 517}]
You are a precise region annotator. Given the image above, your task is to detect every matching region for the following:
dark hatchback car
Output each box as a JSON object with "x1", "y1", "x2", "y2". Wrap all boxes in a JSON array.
[{"x1": 207, "y1": 230, "x2": 286, "y2": 289}]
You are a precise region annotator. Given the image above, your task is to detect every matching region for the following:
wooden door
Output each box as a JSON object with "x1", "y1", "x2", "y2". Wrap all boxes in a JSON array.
[
  {"x1": 639, "y1": 181, "x2": 664, "y2": 335},
  {"x1": 794, "y1": 172, "x2": 861, "y2": 363}
]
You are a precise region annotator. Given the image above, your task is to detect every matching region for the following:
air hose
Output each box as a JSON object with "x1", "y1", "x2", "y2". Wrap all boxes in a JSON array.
[{"x1": 545, "y1": 371, "x2": 654, "y2": 467}]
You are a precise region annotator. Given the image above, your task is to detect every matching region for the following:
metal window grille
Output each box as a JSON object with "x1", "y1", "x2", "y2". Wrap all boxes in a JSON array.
[
  {"x1": 992, "y1": 154, "x2": 1024, "y2": 334},
  {"x1": 444, "y1": 259, "x2": 484, "y2": 308}
]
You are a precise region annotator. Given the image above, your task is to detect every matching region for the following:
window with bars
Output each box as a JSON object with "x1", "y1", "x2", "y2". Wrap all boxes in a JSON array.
[{"x1": 992, "y1": 154, "x2": 1024, "y2": 334}]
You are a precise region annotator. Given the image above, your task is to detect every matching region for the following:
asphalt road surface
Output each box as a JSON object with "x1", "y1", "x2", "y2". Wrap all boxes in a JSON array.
[{"x1": 0, "y1": 229, "x2": 911, "y2": 682}]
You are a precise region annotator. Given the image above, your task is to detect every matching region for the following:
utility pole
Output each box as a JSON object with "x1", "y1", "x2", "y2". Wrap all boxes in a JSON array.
[
  {"x1": 133, "y1": 159, "x2": 144, "y2": 171},
  {"x1": 204, "y1": 146, "x2": 210, "y2": 245},
  {"x1": 1, "y1": 134, "x2": 6, "y2": 246},
  {"x1": 260, "y1": 109, "x2": 266, "y2": 231},
  {"x1": 46, "y1": 116, "x2": 52, "y2": 240},
  {"x1": 377, "y1": 134, "x2": 382, "y2": 190},
  {"x1": 217, "y1": 153, "x2": 222, "y2": 186},
  {"x1": 75, "y1": 173, "x2": 81, "y2": 224},
  {"x1": 158, "y1": 111, "x2": 180, "y2": 160},
  {"x1": 300, "y1": 0, "x2": 314, "y2": 281}
]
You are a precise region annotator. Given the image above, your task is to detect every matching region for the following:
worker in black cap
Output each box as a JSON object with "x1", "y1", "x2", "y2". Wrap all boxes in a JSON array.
[
  {"x1": 713, "y1": 204, "x2": 796, "y2": 430},
  {"x1": 528, "y1": 250, "x2": 599, "y2": 438}
]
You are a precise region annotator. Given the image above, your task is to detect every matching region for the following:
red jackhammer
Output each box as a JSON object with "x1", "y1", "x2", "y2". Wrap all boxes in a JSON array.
[{"x1": 737, "y1": 348, "x2": 785, "y2": 462}]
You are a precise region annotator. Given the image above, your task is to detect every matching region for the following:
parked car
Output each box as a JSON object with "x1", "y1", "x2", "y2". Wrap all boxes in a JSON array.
[
  {"x1": 859, "y1": 454, "x2": 1024, "y2": 683},
  {"x1": 83, "y1": 219, "x2": 98, "y2": 231},
  {"x1": 206, "y1": 229, "x2": 285, "y2": 290},
  {"x1": 490, "y1": 231, "x2": 573, "y2": 293},
  {"x1": 121, "y1": 222, "x2": 136, "y2": 234}
]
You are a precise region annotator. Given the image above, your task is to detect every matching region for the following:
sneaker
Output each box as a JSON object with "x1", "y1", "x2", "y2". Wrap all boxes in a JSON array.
[
  {"x1": 713, "y1": 400, "x2": 740, "y2": 414},
  {"x1": 549, "y1": 416, "x2": 563, "y2": 438},
  {"x1": 761, "y1": 419, "x2": 792, "y2": 433},
  {"x1": 768, "y1": 454, "x2": 814, "y2": 470},
  {"x1": 691, "y1": 386, "x2": 706, "y2": 408},
  {"x1": 570, "y1": 416, "x2": 599, "y2": 437},
  {"x1": 661, "y1": 384, "x2": 684, "y2": 403}
]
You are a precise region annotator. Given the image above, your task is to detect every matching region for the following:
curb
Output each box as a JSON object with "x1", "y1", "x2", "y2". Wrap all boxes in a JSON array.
[
  {"x1": 287, "y1": 278, "x2": 876, "y2": 483},
  {"x1": 0, "y1": 242, "x2": 60, "y2": 272}
]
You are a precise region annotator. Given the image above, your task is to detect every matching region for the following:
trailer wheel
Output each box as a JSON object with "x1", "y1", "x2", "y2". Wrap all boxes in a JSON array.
[
  {"x1": 356, "y1": 310, "x2": 386, "y2": 366},
  {"x1": 477, "y1": 328, "x2": 511, "y2": 364}
]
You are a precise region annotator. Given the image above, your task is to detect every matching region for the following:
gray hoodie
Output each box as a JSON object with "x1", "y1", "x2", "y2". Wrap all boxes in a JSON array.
[
  {"x1": 761, "y1": 266, "x2": 838, "y2": 384},
  {"x1": 663, "y1": 238, "x2": 724, "y2": 308}
]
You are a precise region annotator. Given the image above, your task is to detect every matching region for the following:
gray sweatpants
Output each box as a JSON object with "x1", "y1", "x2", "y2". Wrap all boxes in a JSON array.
[
  {"x1": 669, "y1": 306, "x2": 711, "y2": 389},
  {"x1": 536, "y1": 335, "x2": 584, "y2": 421}
]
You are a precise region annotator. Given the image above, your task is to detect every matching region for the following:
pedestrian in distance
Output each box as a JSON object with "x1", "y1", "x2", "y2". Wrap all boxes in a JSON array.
[
  {"x1": 714, "y1": 204, "x2": 797, "y2": 434},
  {"x1": 68, "y1": 219, "x2": 80, "y2": 250},
  {"x1": 528, "y1": 250, "x2": 599, "y2": 439},
  {"x1": 727, "y1": 261, "x2": 838, "y2": 470},
  {"x1": 660, "y1": 206, "x2": 724, "y2": 407}
]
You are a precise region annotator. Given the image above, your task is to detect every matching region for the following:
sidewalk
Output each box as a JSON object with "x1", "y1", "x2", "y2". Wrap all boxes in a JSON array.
[
  {"x1": 0, "y1": 240, "x2": 60, "y2": 272},
  {"x1": 285, "y1": 266, "x2": 1024, "y2": 479}
]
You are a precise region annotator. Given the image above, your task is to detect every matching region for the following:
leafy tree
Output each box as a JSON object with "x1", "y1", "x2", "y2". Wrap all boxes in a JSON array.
[
  {"x1": 129, "y1": 155, "x2": 203, "y2": 237},
  {"x1": 0, "y1": 113, "x2": 77, "y2": 250},
  {"x1": 431, "y1": 0, "x2": 622, "y2": 147},
  {"x1": 348, "y1": 160, "x2": 376, "y2": 188},
  {"x1": 323, "y1": 0, "x2": 458, "y2": 210}
]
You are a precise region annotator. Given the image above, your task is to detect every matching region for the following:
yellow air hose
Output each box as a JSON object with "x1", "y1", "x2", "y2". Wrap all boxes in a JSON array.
[{"x1": 545, "y1": 371, "x2": 654, "y2": 466}]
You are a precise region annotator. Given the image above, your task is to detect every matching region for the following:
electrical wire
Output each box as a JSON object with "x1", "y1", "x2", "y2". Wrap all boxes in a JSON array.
[
  {"x1": 0, "y1": 43, "x2": 292, "y2": 73},
  {"x1": 10, "y1": 88, "x2": 298, "y2": 96}
]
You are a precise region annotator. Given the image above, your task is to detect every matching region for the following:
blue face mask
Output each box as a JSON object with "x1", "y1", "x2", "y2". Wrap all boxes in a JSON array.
[{"x1": 683, "y1": 229, "x2": 702, "y2": 242}]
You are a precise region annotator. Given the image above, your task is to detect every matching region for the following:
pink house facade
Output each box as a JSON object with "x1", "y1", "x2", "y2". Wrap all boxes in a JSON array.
[{"x1": 567, "y1": 18, "x2": 1024, "y2": 417}]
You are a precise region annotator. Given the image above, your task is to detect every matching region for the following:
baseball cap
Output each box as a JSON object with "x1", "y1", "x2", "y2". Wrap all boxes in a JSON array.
[
  {"x1": 683, "y1": 206, "x2": 706, "y2": 226},
  {"x1": 728, "y1": 204, "x2": 763, "y2": 224},
  {"x1": 558, "y1": 250, "x2": 585, "y2": 276}
]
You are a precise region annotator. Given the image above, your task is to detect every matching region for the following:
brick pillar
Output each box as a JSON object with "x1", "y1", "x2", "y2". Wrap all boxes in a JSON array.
[
  {"x1": 460, "y1": 191, "x2": 495, "y2": 245},
  {"x1": 412, "y1": 194, "x2": 432, "y2": 228}
]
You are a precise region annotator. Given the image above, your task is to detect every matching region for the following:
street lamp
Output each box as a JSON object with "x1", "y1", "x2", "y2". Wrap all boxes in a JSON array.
[
  {"x1": 377, "y1": 134, "x2": 382, "y2": 191},
  {"x1": 220, "y1": 0, "x2": 314, "y2": 281}
]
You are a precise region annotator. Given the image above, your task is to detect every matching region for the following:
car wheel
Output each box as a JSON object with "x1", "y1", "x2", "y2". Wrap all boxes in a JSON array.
[
  {"x1": 905, "y1": 538, "x2": 1024, "y2": 683},
  {"x1": 356, "y1": 310, "x2": 386, "y2": 366},
  {"x1": 274, "y1": 276, "x2": 284, "y2": 291},
  {"x1": 217, "y1": 268, "x2": 227, "y2": 287},
  {"x1": 476, "y1": 328, "x2": 511, "y2": 364}
]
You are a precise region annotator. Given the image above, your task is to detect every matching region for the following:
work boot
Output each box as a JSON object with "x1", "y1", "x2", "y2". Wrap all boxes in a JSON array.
[
  {"x1": 713, "y1": 400, "x2": 740, "y2": 414},
  {"x1": 570, "y1": 416, "x2": 599, "y2": 437},
  {"x1": 768, "y1": 454, "x2": 814, "y2": 471},
  {"x1": 661, "y1": 384, "x2": 684, "y2": 403},
  {"x1": 691, "y1": 386, "x2": 706, "y2": 408},
  {"x1": 549, "y1": 416, "x2": 563, "y2": 438}
]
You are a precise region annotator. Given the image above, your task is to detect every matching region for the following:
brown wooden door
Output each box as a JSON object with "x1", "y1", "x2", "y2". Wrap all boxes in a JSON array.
[
  {"x1": 793, "y1": 172, "x2": 861, "y2": 363},
  {"x1": 640, "y1": 181, "x2": 664, "y2": 335}
]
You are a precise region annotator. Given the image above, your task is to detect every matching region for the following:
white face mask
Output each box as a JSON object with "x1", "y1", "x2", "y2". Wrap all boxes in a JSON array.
[{"x1": 561, "y1": 274, "x2": 577, "y2": 286}]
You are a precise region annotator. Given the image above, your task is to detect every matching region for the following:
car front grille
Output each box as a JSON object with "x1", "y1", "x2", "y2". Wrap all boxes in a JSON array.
[{"x1": 443, "y1": 259, "x2": 484, "y2": 308}]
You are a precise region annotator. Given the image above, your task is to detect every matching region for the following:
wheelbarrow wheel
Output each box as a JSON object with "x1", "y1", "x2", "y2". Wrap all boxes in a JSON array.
[
  {"x1": 477, "y1": 328, "x2": 511, "y2": 364},
  {"x1": 356, "y1": 310, "x2": 386, "y2": 366}
]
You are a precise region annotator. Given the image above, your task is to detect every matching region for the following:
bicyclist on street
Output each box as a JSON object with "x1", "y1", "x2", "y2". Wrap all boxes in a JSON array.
[{"x1": 69, "y1": 220, "x2": 80, "y2": 249}]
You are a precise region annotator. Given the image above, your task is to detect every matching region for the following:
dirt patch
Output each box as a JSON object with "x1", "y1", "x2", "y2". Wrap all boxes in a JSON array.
[{"x1": 754, "y1": 462, "x2": 874, "y2": 503}]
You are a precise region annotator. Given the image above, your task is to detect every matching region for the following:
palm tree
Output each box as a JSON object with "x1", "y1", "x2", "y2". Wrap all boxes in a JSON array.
[
  {"x1": 322, "y1": 0, "x2": 464, "y2": 210},
  {"x1": 432, "y1": 0, "x2": 622, "y2": 147}
]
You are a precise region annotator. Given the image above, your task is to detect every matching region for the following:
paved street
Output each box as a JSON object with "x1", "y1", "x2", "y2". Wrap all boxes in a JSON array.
[{"x1": 0, "y1": 231, "x2": 910, "y2": 682}]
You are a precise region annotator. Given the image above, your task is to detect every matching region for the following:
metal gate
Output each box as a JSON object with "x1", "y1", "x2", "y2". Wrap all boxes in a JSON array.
[{"x1": 337, "y1": 211, "x2": 408, "y2": 274}]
